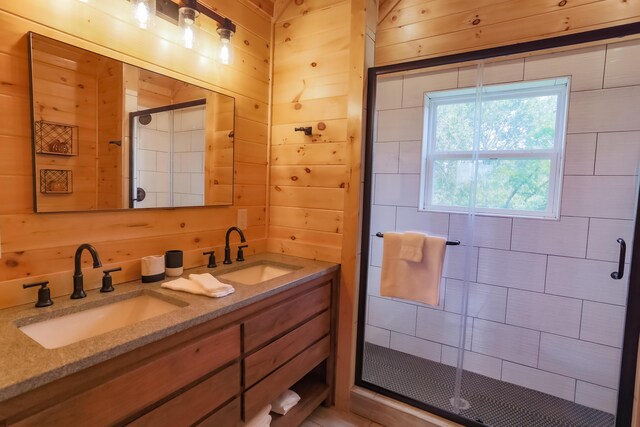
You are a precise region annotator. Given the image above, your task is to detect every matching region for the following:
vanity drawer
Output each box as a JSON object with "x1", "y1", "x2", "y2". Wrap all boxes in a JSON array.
[
  {"x1": 130, "y1": 363, "x2": 240, "y2": 426},
  {"x1": 244, "y1": 283, "x2": 331, "y2": 351},
  {"x1": 13, "y1": 326, "x2": 240, "y2": 427},
  {"x1": 196, "y1": 397, "x2": 241, "y2": 427},
  {"x1": 244, "y1": 336, "x2": 330, "y2": 419},
  {"x1": 244, "y1": 310, "x2": 330, "y2": 387}
]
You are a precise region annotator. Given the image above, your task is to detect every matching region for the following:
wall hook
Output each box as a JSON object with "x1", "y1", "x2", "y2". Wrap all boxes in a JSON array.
[{"x1": 295, "y1": 126, "x2": 312, "y2": 136}]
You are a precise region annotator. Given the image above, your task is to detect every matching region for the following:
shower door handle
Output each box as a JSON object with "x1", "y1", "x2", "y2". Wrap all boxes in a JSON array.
[{"x1": 611, "y1": 238, "x2": 626, "y2": 280}]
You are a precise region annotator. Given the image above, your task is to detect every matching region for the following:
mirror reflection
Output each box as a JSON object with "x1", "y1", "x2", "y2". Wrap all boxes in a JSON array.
[{"x1": 28, "y1": 32, "x2": 235, "y2": 213}]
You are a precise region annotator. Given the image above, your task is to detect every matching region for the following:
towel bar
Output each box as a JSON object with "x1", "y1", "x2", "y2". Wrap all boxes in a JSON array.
[{"x1": 375, "y1": 232, "x2": 460, "y2": 246}]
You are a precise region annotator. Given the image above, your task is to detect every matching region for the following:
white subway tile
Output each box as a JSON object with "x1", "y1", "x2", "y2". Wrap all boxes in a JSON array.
[
  {"x1": 564, "y1": 133, "x2": 596, "y2": 175},
  {"x1": 367, "y1": 266, "x2": 381, "y2": 296},
  {"x1": 365, "y1": 324, "x2": 390, "y2": 347},
  {"x1": 390, "y1": 332, "x2": 442, "y2": 362},
  {"x1": 371, "y1": 205, "x2": 396, "y2": 236},
  {"x1": 191, "y1": 173, "x2": 204, "y2": 195},
  {"x1": 416, "y1": 307, "x2": 472, "y2": 348},
  {"x1": 374, "y1": 174, "x2": 420, "y2": 207},
  {"x1": 180, "y1": 109, "x2": 204, "y2": 131},
  {"x1": 191, "y1": 130, "x2": 205, "y2": 152},
  {"x1": 398, "y1": 141, "x2": 422, "y2": 173},
  {"x1": 135, "y1": 191, "x2": 157, "y2": 208},
  {"x1": 184, "y1": 152, "x2": 204, "y2": 173},
  {"x1": 443, "y1": 246, "x2": 478, "y2": 281},
  {"x1": 477, "y1": 249, "x2": 546, "y2": 292},
  {"x1": 155, "y1": 171, "x2": 170, "y2": 193},
  {"x1": 156, "y1": 192, "x2": 170, "y2": 207},
  {"x1": 546, "y1": 256, "x2": 628, "y2": 305},
  {"x1": 173, "y1": 131, "x2": 191, "y2": 152},
  {"x1": 373, "y1": 142, "x2": 399, "y2": 173},
  {"x1": 524, "y1": 45, "x2": 605, "y2": 91},
  {"x1": 172, "y1": 172, "x2": 191, "y2": 194},
  {"x1": 539, "y1": 333, "x2": 621, "y2": 389},
  {"x1": 444, "y1": 279, "x2": 507, "y2": 323},
  {"x1": 139, "y1": 128, "x2": 169, "y2": 152},
  {"x1": 377, "y1": 107, "x2": 423, "y2": 142},
  {"x1": 604, "y1": 39, "x2": 640, "y2": 88},
  {"x1": 506, "y1": 289, "x2": 582, "y2": 338},
  {"x1": 376, "y1": 76, "x2": 403, "y2": 110},
  {"x1": 472, "y1": 319, "x2": 540, "y2": 367},
  {"x1": 587, "y1": 218, "x2": 634, "y2": 263},
  {"x1": 501, "y1": 362, "x2": 576, "y2": 401},
  {"x1": 511, "y1": 216, "x2": 589, "y2": 258},
  {"x1": 172, "y1": 153, "x2": 183, "y2": 173},
  {"x1": 575, "y1": 381, "x2": 618, "y2": 414},
  {"x1": 561, "y1": 176, "x2": 638, "y2": 219},
  {"x1": 449, "y1": 214, "x2": 512, "y2": 250},
  {"x1": 137, "y1": 149, "x2": 156, "y2": 171},
  {"x1": 370, "y1": 235, "x2": 383, "y2": 267},
  {"x1": 369, "y1": 296, "x2": 417, "y2": 335},
  {"x1": 402, "y1": 69, "x2": 458, "y2": 108},
  {"x1": 155, "y1": 111, "x2": 169, "y2": 132},
  {"x1": 458, "y1": 59, "x2": 524, "y2": 88},
  {"x1": 568, "y1": 86, "x2": 640, "y2": 133},
  {"x1": 441, "y1": 346, "x2": 502, "y2": 380},
  {"x1": 156, "y1": 152, "x2": 169, "y2": 173},
  {"x1": 595, "y1": 131, "x2": 640, "y2": 176},
  {"x1": 396, "y1": 207, "x2": 449, "y2": 236},
  {"x1": 580, "y1": 301, "x2": 626, "y2": 348}
]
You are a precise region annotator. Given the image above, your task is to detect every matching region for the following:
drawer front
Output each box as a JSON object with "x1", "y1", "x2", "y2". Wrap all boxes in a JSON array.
[
  {"x1": 244, "y1": 336, "x2": 330, "y2": 420},
  {"x1": 244, "y1": 283, "x2": 331, "y2": 351},
  {"x1": 130, "y1": 363, "x2": 240, "y2": 427},
  {"x1": 196, "y1": 397, "x2": 241, "y2": 427},
  {"x1": 15, "y1": 326, "x2": 240, "y2": 427},
  {"x1": 245, "y1": 310, "x2": 330, "y2": 387}
]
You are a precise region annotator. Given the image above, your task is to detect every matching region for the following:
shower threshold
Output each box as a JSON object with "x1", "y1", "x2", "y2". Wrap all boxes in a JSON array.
[{"x1": 362, "y1": 343, "x2": 614, "y2": 427}]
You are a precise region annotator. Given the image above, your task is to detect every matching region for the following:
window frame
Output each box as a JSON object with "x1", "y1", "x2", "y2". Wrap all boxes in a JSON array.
[{"x1": 419, "y1": 77, "x2": 571, "y2": 219}]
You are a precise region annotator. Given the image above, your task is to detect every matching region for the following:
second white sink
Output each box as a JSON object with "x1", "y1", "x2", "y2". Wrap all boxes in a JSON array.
[
  {"x1": 18, "y1": 293, "x2": 183, "y2": 349},
  {"x1": 217, "y1": 262, "x2": 298, "y2": 285}
]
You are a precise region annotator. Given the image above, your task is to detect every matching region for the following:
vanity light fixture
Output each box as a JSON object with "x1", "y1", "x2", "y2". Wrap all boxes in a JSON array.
[
  {"x1": 132, "y1": 0, "x2": 156, "y2": 29},
  {"x1": 138, "y1": 0, "x2": 236, "y2": 63}
]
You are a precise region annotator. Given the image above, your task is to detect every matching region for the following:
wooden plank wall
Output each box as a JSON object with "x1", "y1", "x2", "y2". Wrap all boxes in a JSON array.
[
  {"x1": 375, "y1": 0, "x2": 640, "y2": 65},
  {"x1": 268, "y1": 0, "x2": 353, "y2": 264},
  {"x1": 0, "y1": 0, "x2": 271, "y2": 309}
]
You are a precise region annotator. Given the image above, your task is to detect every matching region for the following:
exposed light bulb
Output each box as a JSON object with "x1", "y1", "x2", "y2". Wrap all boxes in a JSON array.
[
  {"x1": 219, "y1": 38, "x2": 230, "y2": 65},
  {"x1": 179, "y1": 6, "x2": 199, "y2": 49},
  {"x1": 132, "y1": 0, "x2": 155, "y2": 29}
]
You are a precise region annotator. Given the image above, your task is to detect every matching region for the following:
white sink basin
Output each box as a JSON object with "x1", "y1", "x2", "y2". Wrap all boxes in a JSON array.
[
  {"x1": 217, "y1": 263, "x2": 297, "y2": 285},
  {"x1": 18, "y1": 294, "x2": 183, "y2": 349}
]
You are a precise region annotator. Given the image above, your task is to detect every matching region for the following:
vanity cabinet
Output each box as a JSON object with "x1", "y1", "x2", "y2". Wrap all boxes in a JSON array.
[{"x1": 0, "y1": 270, "x2": 338, "y2": 427}]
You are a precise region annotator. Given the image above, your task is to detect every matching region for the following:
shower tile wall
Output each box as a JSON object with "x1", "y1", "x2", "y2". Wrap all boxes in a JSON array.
[
  {"x1": 137, "y1": 111, "x2": 171, "y2": 208},
  {"x1": 172, "y1": 107, "x2": 205, "y2": 207},
  {"x1": 365, "y1": 39, "x2": 640, "y2": 415}
]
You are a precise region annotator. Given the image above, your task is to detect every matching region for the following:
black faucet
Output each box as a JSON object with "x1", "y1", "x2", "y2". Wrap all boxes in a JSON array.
[
  {"x1": 72, "y1": 243, "x2": 102, "y2": 299},
  {"x1": 224, "y1": 226, "x2": 246, "y2": 264}
]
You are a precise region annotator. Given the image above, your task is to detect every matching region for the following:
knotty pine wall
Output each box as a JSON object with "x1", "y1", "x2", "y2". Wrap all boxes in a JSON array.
[
  {"x1": 376, "y1": 0, "x2": 640, "y2": 66},
  {"x1": 0, "y1": 0, "x2": 271, "y2": 309}
]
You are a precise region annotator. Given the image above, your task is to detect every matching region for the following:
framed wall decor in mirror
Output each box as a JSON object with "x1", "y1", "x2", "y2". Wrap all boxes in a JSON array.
[{"x1": 28, "y1": 32, "x2": 235, "y2": 213}]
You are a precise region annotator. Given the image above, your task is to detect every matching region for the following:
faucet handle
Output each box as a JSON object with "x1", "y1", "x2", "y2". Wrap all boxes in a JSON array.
[
  {"x1": 237, "y1": 245, "x2": 248, "y2": 262},
  {"x1": 23, "y1": 281, "x2": 53, "y2": 308},
  {"x1": 101, "y1": 267, "x2": 122, "y2": 293},
  {"x1": 203, "y1": 250, "x2": 217, "y2": 268}
]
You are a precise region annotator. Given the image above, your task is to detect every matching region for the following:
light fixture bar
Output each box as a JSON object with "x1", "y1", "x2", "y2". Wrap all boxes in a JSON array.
[{"x1": 154, "y1": 0, "x2": 235, "y2": 33}]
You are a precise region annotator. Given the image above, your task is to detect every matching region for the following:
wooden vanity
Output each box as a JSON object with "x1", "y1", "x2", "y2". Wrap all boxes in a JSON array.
[{"x1": 0, "y1": 270, "x2": 339, "y2": 427}]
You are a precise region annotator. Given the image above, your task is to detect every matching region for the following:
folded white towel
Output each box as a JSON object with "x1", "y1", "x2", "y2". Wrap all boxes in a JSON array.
[
  {"x1": 399, "y1": 232, "x2": 425, "y2": 262},
  {"x1": 271, "y1": 390, "x2": 301, "y2": 415},
  {"x1": 161, "y1": 277, "x2": 234, "y2": 298},
  {"x1": 189, "y1": 273, "x2": 233, "y2": 292},
  {"x1": 244, "y1": 405, "x2": 272, "y2": 427}
]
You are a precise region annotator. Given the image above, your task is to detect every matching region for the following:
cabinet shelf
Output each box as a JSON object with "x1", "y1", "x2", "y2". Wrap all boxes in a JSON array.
[{"x1": 271, "y1": 376, "x2": 330, "y2": 427}]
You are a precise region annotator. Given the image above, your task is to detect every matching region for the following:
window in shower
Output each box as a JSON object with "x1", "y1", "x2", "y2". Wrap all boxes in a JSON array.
[{"x1": 420, "y1": 78, "x2": 570, "y2": 219}]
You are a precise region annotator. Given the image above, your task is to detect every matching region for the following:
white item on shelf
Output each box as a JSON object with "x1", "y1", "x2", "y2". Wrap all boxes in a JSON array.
[
  {"x1": 244, "y1": 405, "x2": 272, "y2": 427},
  {"x1": 270, "y1": 389, "x2": 301, "y2": 415}
]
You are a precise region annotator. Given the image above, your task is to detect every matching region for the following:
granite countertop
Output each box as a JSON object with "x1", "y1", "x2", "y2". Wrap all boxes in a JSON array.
[{"x1": 0, "y1": 253, "x2": 338, "y2": 402}]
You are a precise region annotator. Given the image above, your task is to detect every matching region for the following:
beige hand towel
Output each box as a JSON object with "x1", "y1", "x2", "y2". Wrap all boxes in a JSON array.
[
  {"x1": 399, "y1": 232, "x2": 425, "y2": 262},
  {"x1": 380, "y1": 232, "x2": 446, "y2": 306},
  {"x1": 161, "y1": 277, "x2": 234, "y2": 298},
  {"x1": 189, "y1": 273, "x2": 235, "y2": 297}
]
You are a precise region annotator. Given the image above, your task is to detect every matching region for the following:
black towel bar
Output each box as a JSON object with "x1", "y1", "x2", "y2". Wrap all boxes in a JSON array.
[{"x1": 375, "y1": 232, "x2": 460, "y2": 246}]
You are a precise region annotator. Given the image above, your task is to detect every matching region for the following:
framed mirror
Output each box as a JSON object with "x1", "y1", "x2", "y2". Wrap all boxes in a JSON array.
[{"x1": 28, "y1": 32, "x2": 235, "y2": 213}]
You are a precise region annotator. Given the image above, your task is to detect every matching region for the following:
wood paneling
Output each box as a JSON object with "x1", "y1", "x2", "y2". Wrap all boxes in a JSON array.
[
  {"x1": 0, "y1": 0, "x2": 270, "y2": 309},
  {"x1": 375, "y1": 0, "x2": 640, "y2": 65}
]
